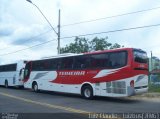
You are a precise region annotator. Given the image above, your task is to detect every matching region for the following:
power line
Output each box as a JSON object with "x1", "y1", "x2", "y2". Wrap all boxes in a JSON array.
[
  {"x1": 0, "y1": 29, "x2": 52, "y2": 51},
  {"x1": 61, "y1": 23, "x2": 160, "y2": 39},
  {"x1": 1, "y1": 5, "x2": 159, "y2": 52},
  {"x1": 0, "y1": 38, "x2": 56, "y2": 56},
  {"x1": 62, "y1": 6, "x2": 160, "y2": 27},
  {"x1": 0, "y1": 23, "x2": 160, "y2": 57}
]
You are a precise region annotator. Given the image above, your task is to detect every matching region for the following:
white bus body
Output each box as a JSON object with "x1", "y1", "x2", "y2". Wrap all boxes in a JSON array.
[
  {"x1": 23, "y1": 48, "x2": 148, "y2": 99},
  {"x1": 0, "y1": 61, "x2": 26, "y2": 88}
]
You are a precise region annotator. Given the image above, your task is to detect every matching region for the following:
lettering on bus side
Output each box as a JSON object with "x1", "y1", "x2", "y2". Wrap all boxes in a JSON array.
[{"x1": 59, "y1": 71, "x2": 85, "y2": 76}]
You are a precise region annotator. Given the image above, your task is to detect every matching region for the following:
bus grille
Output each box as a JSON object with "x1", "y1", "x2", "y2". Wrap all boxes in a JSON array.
[{"x1": 106, "y1": 81, "x2": 126, "y2": 94}]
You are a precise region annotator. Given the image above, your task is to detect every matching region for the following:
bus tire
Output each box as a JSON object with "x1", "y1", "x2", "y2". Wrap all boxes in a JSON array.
[
  {"x1": 82, "y1": 85, "x2": 93, "y2": 99},
  {"x1": 33, "y1": 82, "x2": 39, "y2": 92},
  {"x1": 5, "y1": 80, "x2": 8, "y2": 88}
]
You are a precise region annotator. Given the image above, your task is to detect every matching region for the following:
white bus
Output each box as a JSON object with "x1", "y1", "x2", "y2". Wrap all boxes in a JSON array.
[{"x1": 0, "y1": 61, "x2": 26, "y2": 88}]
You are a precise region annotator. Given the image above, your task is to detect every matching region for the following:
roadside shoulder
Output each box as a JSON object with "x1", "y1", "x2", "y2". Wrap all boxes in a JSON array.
[{"x1": 127, "y1": 93, "x2": 160, "y2": 102}]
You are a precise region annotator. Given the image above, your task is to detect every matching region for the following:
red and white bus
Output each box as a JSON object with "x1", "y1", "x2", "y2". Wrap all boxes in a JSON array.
[{"x1": 23, "y1": 48, "x2": 148, "y2": 99}]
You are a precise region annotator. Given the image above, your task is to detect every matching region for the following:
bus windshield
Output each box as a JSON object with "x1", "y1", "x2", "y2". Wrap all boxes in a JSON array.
[{"x1": 133, "y1": 49, "x2": 148, "y2": 63}]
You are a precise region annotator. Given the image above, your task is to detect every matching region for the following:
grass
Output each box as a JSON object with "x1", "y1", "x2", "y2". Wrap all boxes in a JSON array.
[{"x1": 148, "y1": 83, "x2": 160, "y2": 93}]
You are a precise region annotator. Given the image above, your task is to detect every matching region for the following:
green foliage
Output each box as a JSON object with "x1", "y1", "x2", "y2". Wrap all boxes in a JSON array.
[
  {"x1": 110, "y1": 43, "x2": 123, "y2": 49},
  {"x1": 89, "y1": 37, "x2": 112, "y2": 51},
  {"x1": 60, "y1": 37, "x2": 89, "y2": 53},
  {"x1": 60, "y1": 36, "x2": 123, "y2": 53},
  {"x1": 149, "y1": 83, "x2": 160, "y2": 92},
  {"x1": 149, "y1": 74, "x2": 160, "y2": 92}
]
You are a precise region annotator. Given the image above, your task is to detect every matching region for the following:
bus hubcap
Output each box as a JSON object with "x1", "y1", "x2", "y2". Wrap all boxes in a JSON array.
[
  {"x1": 84, "y1": 89, "x2": 91, "y2": 98},
  {"x1": 5, "y1": 82, "x2": 8, "y2": 88},
  {"x1": 34, "y1": 85, "x2": 38, "y2": 91}
]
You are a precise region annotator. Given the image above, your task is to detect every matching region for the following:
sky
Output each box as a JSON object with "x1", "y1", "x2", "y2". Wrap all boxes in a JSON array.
[{"x1": 0, "y1": 0, "x2": 160, "y2": 64}]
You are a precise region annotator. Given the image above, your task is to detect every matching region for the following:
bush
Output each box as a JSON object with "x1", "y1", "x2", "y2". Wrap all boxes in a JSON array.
[{"x1": 148, "y1": 83, "x2": 160, "y2": 92}]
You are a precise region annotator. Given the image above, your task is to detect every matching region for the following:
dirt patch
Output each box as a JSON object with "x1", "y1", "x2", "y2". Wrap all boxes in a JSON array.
[{"x1": 127, "y1": 93, "x2": 160, "y2": 102}]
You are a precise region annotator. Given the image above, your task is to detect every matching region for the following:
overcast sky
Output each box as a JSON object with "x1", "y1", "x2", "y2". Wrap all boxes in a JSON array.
[{"x1": 0, "y1": 0, "x2": 160, "y2": 64}]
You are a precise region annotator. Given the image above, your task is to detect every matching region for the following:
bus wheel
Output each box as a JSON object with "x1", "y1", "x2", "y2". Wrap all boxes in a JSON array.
[
  {"x1": 5, "y1": 80, "x2": 8, "y2": 88},
  {"x1": 33, "y1": 82, "x2": 39, "y2": 92},
  {"x1": 82, "y1": 85, "x2": 93, "y2": 99}
]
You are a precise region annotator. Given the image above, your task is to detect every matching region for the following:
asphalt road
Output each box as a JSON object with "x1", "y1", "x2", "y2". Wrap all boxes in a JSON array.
[{"x1": 0, "y1": 86, "x2": 160, "y2": 119}]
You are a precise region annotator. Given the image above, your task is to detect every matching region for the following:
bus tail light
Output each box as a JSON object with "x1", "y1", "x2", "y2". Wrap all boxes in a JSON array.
[{"x1": 130, "y1": 80, "x2": 134, "y2": 88}]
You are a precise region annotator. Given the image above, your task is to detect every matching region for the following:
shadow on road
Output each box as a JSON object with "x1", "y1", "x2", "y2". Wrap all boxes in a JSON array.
[
  {"x1": 38, "y1": 90, "x2": 140, "y2": 104},
  {"x1": 0, "y1": 86, "x2": 140, "y2": 104},
  {"x1": 93, "y1": 96, "x2": 140, "y2": 103}
]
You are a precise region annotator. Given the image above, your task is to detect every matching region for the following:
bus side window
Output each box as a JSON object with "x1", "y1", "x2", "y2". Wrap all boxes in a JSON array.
[
  {"x1": 24, "y1": 62, "x2": 31, "y2": 78},
  {"x1": 74, "y1": 56, "x2": 87, "y2": 69},
  {"x1": 57, "y1": 59, "x2": 62, "y2": 70},
  {"x1": 109, "y1": 51, "x2": 127, "y2": 68},
  {"x1": 89, "y1": 53, "x2": 110, "y2": 69},
  {"x1": 59, "y1": 57, "x2": 74, "y2": 70},
  {"x1": 81, "y1": 64, "x2": 85, "y2": 68},
  {"x1": 19, "y1": 69, "x2": 22, "y2": 76},
  {"x1": 24, "y1": 69, "x2": 28, "y2": 77},
  {"x1": 48, "y1": 59, "x2": 58, "y2": 70},
  {"x1": 19, "y1": 68, "x2": 24, "y2": 80}
]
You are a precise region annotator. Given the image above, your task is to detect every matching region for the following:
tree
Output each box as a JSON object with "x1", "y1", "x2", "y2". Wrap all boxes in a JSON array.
[
  {"x1": 60, "y1": 37, "x2": 89, "y2": 53},
  {"x1": 60, "y1": 36, "x2": 123, "y2": 53},
  {"x1": 110, "y1": 43, "x2": 122, "y2": 49},
  {"x1": 89, "y1": 37, "x2": 112, "y2": 51}
]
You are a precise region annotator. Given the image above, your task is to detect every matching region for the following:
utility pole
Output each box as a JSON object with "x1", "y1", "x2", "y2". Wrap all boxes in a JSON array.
[
  {"x1": 151, "y1": 51, "x2": 153, "y2": 71},
  {"x1": 58, "y1": 9, "x2": 61, "y2": 54},
  {"x1": 26, "y1": 0, "x2": 61, "y2": 54}
]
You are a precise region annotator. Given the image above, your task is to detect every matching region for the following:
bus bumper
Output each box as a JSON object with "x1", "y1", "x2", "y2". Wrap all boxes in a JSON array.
[{"x1": 135, "y1": 86, "x2": 148, "y2": 95}]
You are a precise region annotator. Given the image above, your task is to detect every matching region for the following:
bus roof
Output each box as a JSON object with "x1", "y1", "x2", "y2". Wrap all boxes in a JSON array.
[
  {"x1": 33, "y1": 47, "x2": 146, "y2": 61},
  {"x1": 83, "y1": 47, "x2": 135, "y2": 55},
  {"x1": 41, "y1": 53, "x2": 81, "y2": 60}
]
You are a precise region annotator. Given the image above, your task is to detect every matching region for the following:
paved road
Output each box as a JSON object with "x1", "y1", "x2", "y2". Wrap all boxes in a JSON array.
[{"x1": 0, "y1": 86, "x2": 160, "y2": 118}]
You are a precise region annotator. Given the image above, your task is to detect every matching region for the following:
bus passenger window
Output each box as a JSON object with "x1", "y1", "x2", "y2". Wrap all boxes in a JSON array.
[
  {"x1": 74, "y1": 56, "x2": 87, "y2": 69},
  {"x1": 58, "y1": 57, "x2": 73, "y2": 70},
  {"x1": 90, "y1": 54, "x2": 108, "y2": 69},
  {"x1": 109, "y1": 51, "x2": 127, "y2": 68}
]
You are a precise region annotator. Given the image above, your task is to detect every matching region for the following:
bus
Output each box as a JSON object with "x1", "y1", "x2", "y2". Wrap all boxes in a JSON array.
[
  {"x1": 0, "y1": 61, "x2": 26, "y2": 88},
  {"x1": 23, "y1": 48, "x2": 148, "y2": 99}
]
